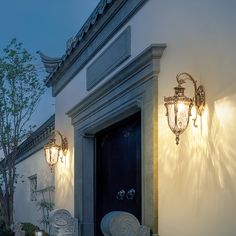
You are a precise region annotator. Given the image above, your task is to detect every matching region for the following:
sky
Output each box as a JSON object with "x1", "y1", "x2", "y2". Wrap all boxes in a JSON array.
[{"x1": 0, "y1": 0, "x2": 100, "y2": 127}]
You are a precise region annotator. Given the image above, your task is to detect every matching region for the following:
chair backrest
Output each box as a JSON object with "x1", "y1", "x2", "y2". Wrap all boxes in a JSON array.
[
  {"x1": 100, "y1": 211, "x2": 150, "y2": 236},
  {"x1": 49, "y1": 209, "x2": 78, "y2": 236}
]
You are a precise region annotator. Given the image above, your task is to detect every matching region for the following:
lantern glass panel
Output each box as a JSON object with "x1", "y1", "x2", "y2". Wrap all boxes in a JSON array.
[
  {"x1": 176, "y1": 101, "x2": 190, "y2": 131},
  {"x1": 166, "y1": 101, "x2": 192, "y2": 135},
  {"x1": 44, "y1": 143, "x2": 60, "y2": 166}
]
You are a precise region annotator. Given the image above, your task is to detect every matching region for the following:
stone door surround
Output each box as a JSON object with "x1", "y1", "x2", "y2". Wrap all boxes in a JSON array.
[{"x1": 67, "y1": 44, "x2": 166, "y2": 236}]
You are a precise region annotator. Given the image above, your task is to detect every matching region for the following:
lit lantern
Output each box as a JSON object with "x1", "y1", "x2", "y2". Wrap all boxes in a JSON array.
[
  {"x1": 44, "y1": 130, "x2": 68, "y2": 171},
  {"x1": 164, "y1": 85, "x2": 193, "y2": 144},
  {"x1": 164, "y1": 72, "x2": 205, "y2": 144}
]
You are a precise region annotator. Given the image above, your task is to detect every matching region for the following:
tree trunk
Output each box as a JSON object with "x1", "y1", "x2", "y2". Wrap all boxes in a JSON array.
[{"x1": 1, "y1": 194, "x2": 14, "y2": 229}]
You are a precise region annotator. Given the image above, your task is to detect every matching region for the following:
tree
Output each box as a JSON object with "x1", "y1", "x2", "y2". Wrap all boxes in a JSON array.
[{"x1": 0, "y1": 39, "x2": 45, "y2": 229}]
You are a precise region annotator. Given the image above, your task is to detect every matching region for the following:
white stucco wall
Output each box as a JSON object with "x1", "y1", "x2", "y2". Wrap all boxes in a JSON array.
[
  {"x1": 154, "y1": 1, "x2": 236, "y2": 236},
  {"x1": 54, "y1": 0, "x2": 236, "y2": 235},
  {"x1": 14, "y1": 149, "x2": 54, "y2": 228}
]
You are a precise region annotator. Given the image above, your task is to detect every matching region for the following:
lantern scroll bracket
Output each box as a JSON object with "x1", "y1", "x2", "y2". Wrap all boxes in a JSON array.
[{"x1": 164, "y1": 72, "x2": 206, "y2": 144}]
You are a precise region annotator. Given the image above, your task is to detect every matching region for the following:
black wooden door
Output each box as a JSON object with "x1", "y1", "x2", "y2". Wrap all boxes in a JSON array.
[{"x1": 95, "y1": 112, "x2": 141, "y2": 236}]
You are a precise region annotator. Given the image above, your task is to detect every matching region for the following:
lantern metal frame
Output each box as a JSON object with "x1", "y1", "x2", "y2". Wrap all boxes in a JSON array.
[
  {"x1": 164, "y1": 72, "x2": 205, "y2": 144},
  {"x1": 44, "y1": 130, "x2": 68, "y2": 171}
]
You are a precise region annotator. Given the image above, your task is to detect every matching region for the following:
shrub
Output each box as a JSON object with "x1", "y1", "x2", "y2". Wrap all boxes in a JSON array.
[
  {"x1": 21, "y1": 222, "x2": 39, "y2": 236},
  {"x1": 0, "y1": 220, "x2": 14, "y2": 236}
]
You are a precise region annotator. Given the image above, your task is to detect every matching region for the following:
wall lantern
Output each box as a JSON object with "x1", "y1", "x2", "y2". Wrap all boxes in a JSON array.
[
  {"x1": 44, "y1": 130, "x2": 68, "y2": 171},
  {"x1": 164, "y1": 72, "x2": 205, "y2": 145}
]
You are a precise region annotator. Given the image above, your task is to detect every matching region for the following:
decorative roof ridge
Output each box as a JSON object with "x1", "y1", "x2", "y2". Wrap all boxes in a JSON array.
[
  {"x1": 41, "y1": 0, "x2": 115, "y2": 84},
  {"x1": 75, "y1": 0, "x2": 113, "y2": 42},
  {"x1": 37, "y1": 51, "x2": 62, "y2": 74},
  {"x1": 37, "y1": 51, "x2": 62, "y2": 64},
  {"x1": 16, "y1": 114, "x2": 55, "y2": 159}
]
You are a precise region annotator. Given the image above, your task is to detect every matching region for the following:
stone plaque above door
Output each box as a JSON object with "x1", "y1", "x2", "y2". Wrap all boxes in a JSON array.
[{"x1": 86, "y1": 26, "x2": 131, "y2": 91}]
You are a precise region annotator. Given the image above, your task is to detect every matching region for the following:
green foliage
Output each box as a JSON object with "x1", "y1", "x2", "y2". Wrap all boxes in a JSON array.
[
  {"x1": 0, "y1": 38, "x2": 45, "y2": 151},
  {"x1": 37, "y1": 200, "x2": 54, "y2": 212},
  {"x1": 0, "y1": 220, "x2": 14, "y2": 236},
  {"x1": 0, "y1": 38, "x2": 45, "y2": 227},
  {"x1": 36, "y1": 186, "x2": 55, "y2": 234},
  {"x1": 41, "y1": 230, "x2": 49, "y2": 236},
  {"x1": 21, "y1": 222, "x2": 39, "y2": 236}
]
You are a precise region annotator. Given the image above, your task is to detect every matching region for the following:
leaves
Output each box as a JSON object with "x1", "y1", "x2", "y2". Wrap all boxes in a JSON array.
[
  {"x1": 0, "y1": 39, "x2": 45, "y2": 156},
  {"x1": 36, "y1": 186, "x2": 55, "y2": 233},
  {"x1": 0, "y1": 38, "x2": 45, "y2": 227},
  {"x1": 36, "y1": 200, "x2": 54, "y2": 211}
]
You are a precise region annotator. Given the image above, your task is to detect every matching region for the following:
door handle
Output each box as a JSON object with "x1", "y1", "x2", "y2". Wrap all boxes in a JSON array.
[
  {"x1": 116, "y1": 189, "x2": 126, "y2": 200},
  {"x1": 126, "y1": 188, "x2": 135, "y2": 200}
]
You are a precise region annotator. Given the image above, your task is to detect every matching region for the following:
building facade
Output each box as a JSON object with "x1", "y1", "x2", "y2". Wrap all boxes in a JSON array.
[
  {"x1": 14, "y1": 115, "x2": 55, "y2": 228},
  {"x1": 38, "y1": 0, "x2": 236, "y2": 236}
]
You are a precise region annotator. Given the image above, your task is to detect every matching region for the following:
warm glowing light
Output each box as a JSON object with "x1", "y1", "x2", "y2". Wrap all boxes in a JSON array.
[
  {"x1": 164, "y1": 85, "x2": 193, "y2": 144},
  {"x1": 166, "y1": 101, "x2": 191, "y2": 132},
  {"x1": 55, "y1": 148, "x2": 74, "y2": 208},
  {"x1": 44, "y1": 143, "x2": 60, "y2": 170},
  {"x1": 178, "y1": 102, "x2": 185, "y2": 112},
  {"x1": 159, "y1": 94, "x2": 236, "y2": 207},
  {"x1": 214, "y1": 97, "x2": 234, "y2": 124},
  {"x1": 44, "y1": 130, "x2": 68, "y2": 171},
  {"x1": 164, "y1": 72, "x2": 205, "y2": 144}
]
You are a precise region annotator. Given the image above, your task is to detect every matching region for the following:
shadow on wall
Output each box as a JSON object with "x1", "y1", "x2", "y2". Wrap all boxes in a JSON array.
[
  {"x1": 56, "y1": 149, "x2": 74, "y2": 209},
  {"x1": 158, "y1": 93, "x2": 236, "y2": 209}
]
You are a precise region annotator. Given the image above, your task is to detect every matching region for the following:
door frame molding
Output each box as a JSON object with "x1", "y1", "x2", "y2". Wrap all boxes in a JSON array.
[
  {"x1": 67, "y1": 44, "x2": 166, "y2": 236},
  {"x1": 95, "y1": 111, "x2": 142, "y2": 233}
]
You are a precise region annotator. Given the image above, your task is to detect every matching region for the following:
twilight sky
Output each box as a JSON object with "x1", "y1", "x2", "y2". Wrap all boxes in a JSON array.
[{"x1": 0, "y1": 0, "x2": 100, "y2": 127}]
